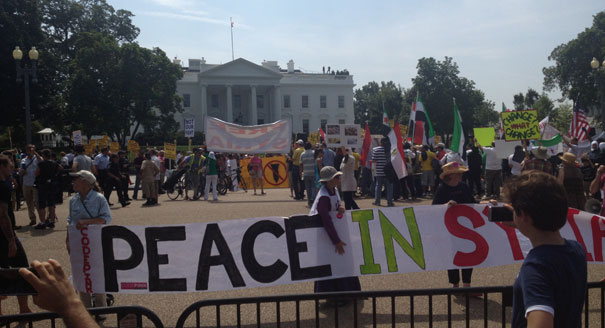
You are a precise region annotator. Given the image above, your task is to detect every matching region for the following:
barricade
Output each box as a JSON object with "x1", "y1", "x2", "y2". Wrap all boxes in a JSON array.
[
  {"x1": 0, "y1": 305, "x2": 164, "y2": 328},
  {"x1": 176, "y1": 282, "x2": 604, "y2": 328}
]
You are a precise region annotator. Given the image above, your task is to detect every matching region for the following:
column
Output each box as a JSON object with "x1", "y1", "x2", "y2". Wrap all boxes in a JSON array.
[
  {"x1": 250, "y1": 85, "x2": 257, "y2": 125},
  {"x1": 226, "y1": 84, "x2": 233, "y2": 122},
  {"x1": 273, "y1": 85, "x2": 282, "y2": 122},
  {"x1": 200, "y1": 84, "x2": 207, "y2": 131}
]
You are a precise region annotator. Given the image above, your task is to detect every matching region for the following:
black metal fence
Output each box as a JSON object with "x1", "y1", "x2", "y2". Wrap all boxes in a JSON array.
[
  {"x1": 0, "y1": 305, "x2": 164, "y2": 328},
  {"x1": 175, "y1": 282, "x2": 605, "y2": 328}
]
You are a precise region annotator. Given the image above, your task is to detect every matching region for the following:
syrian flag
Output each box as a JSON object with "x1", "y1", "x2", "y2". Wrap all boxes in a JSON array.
[
  {"x1": 382, "y1": 103, "x2": 389, "y2": 127},
  {"x1": 451, "y1": 99, "x2": 465, "y2": 155},
  {"x1": 534, "y1": 134, "x2": 563, "y2": 156},
  {"x1": 388, "y1": 122, "x2": 408, "y2": 179},
  {"x1": 409, "y1": 93, "x2": 435, "y2": 146},
  {"x1": 360, "y1": 123, "x2": 372, "y2": 167}
]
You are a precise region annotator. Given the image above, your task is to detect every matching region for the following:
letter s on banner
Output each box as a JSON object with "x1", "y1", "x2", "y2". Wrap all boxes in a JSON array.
[{"x1": 444, "y1": 205, "x2": 489, "y2": 267}]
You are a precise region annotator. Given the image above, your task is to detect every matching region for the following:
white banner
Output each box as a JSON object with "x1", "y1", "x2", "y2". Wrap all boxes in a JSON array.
[
  {"x1": 184, "y1": 118, "x2": 195, "y2": 138},
  {"x1": 326, "y1": 124, "x2": 360, "y2": 148},
  {"x1": 205, "y1": 117, "x2": 291, "y2": 154},
  {"x1": 69, "y1": 205, "x2": 604, "y2": 294}
]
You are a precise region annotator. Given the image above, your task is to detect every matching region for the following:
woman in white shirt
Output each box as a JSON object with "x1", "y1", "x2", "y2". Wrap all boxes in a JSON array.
[{"x1": 508, "y1": 145, "x2": 524, "y2": 176}]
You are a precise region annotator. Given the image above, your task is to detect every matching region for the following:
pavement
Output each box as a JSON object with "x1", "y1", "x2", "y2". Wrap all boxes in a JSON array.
[{"x1": 2, "y1": 188, "x2": 604, "y2": 327}]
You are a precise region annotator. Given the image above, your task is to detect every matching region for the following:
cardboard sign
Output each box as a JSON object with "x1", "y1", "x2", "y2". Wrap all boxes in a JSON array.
[
  {"x1": 501, "y1": 110, "x2": 540, "y2": 141},
  {"x1": 164, "y1": 143, "x2": 177, "y2": 160},
  {"x1": 205, "y1": 117, "x2": 291, "y2": 154},
  {"x1": 308, "y1": 132, "x2": 319, "y2": 146},
  {"x1": 84, "y1": 143, "x2": 94, "y2": 155},
  {"x1": 110, "y1": 142, "x2": 120, "y2": 154},
  {"x1": 72, "y1": 130, "x2": 82, "y2": 145},
  {"x1": 127, "y1": 140, "x2": 139, "y2": 154},
  {"x1": 69, "y1": 205, "x2": 604, "y2": 294},
  {"x1": 473, "y1": 128, "x2": 496, "y2": 147},
  {"x1": 326, "y1": 124, "x2": 360, "y2": 149},
  {"x1": 98, "y1": 136, "x2": 109, "y2": 148}
]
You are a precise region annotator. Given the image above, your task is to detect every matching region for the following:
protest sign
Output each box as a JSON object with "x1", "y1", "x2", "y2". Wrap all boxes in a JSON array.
[
  {"x1": 326, "y1": 124, "x2": 360, "y2": 148},
  {"x1": 69, "y1": 205, "x2": 605, "y2": 294},
  {"x1": 110, "y1": 142, "x2": 120, "y2": 154},
  {"x1": 127, "y1": 140, "x2": 139, "y2": 154},
  {"x1": 164, "y1": 143, "x2": 177, "y2": 160},
  {"x1": 184, "y1": 118, "x2": 195, "y2": 138},
  {"x1": 98, "y1": 135, "x2": 109, "y2": 148},
  {"x1": 308, "y1": 132, "x2": 319, "y2": 145},
  {"x1": 239, "y1": 155, "x2": 289, "y2": 189},
  {"x1": 84, "y1": 143, "x2": 94, "y2": 155},
  {"x1": 72, "y1": 130, "x2": 82, "y2": 145},
  {"x1": 205, "y1": 117, "x2": 291, "y2": 154},
  {"x1": 501, "y1": 110, "x2": 540, "y2": 141},
  {"x1": 473, "y1": 128, "x2": 496, "y2": 147}
]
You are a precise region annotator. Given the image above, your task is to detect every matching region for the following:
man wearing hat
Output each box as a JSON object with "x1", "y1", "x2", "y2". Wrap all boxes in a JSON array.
[
  {"x1": 291, "y1": 140, "x2": 305, "y2": 200},
  {"x1": 522, "y1": 146, "x2": 553, "y2": 175}
]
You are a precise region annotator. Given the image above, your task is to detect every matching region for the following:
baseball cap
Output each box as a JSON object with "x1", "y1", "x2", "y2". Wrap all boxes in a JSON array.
[{"x1": 69, "y1": 170, "x2": 96, "y2": 184}]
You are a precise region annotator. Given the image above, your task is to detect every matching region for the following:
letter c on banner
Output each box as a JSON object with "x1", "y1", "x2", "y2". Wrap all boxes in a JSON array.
[
  {"x1": 241, "y1": 220, "x2": 288, "y2": 283},
  {"x1": 444, "y1": 205, "x2": 489, "y2": 267}
]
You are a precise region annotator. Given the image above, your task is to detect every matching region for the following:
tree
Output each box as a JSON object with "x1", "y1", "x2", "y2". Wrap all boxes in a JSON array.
[
  {"x1": 543, "y1": 11, "x2": 605, "y2": 122},
  {"x1": 512, "y1": 88, "x2": 540, "y2": 110},
  {"x1": 550, "y1": 103, "x2": 573, "y2": 133},
  {"x1": 533, "y1": 94, "x2": 555, "y2": 121},
  {"x1": 353, "y1": 81, "x2": 405, "y2": 134}
]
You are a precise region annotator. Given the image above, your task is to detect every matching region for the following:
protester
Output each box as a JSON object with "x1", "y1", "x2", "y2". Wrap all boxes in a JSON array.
[
  {"x1": 19, "y1": 260, "x2": 100, "y2": 328},
  {"x1": 19, "y1": 144, "x2": 41, "y2": 225},
  {"x1": 249, "y1": 153, "x2": 265, "y2": 195},
  {"x1": 107, "y1": 154, "x2": 130, "y2": 207},
  {"x1": 557, "y1": 152, "x2": 585, "y2": 211},
  {"x1": 590, "y1": 165, "x2": 605, "y2": 216},
  {"x1": 340, "y1": 147, "x2": 359, "y2": 210},
  {"x1": 508, "y1": 145, "x2": 524, "y2": 177},
  {"x1": 352, "y1": 148, "x2": 361, "y2": 183},
  {"x1": 589, "y1": 141, "x2": 599, "y2": 162},
  {"x1": 432, "y1": 162, "x2": 478, "y2": 290},
  {"x1": 400, "y1": 142, "x2": 416, "y2": 200},
  {"x1": 204, "y1": 151, "x2": 219, "y2": 201},
  {"x1": 465, "y1": 143, "x2": 483, "y2": 197},
  {"x1": 300, "y1": 142, "x2": 316, "y2": 207},
  {"x1": 151, "y1": 150, "x2": 162, "y2": 199},
  {"x1": 521, "y1": 146, "x2": 553, "y2": 175},
  {"x1": 417, "y1": 145, "x2": 436, "y2": 197},
  {"x1": 92, "y1": 148, "x2": 111, "y2": 204},
  {"x1": 179, "y1": 149, "x2": 205, "y2": 200},
  {"x1": 291, "y1": 140, "x2": 304, "y2": 200},
  {"x1": 286, "y1": 149, "x2": 294, "y2": 198},
  {"x1": 333, "y1": 147, "x2": 343, "y2": 171},
  {"x1": 132, "y1": 149, "x2": 144, "y2": 200},
  {"x1": 226, "y1": 154, "x2": 239, "y2": 192},
  {"x1": 321, "y1": 143, "x2": 336, "y2": 169},
  {"x1": 0, "y1": 154, "x2": 32, "y2": 316},
  {"x1": 158, "y1": 150, "x2": 166, "y2": 194},
  {"x1": 479, "y1": 143, "x2": 502, "y2": 199},
  {"x1": 580, "y1": 155, "x2": 596, "y2": 197},
  {"x1": 314, "y1": 148, "x2": 324, "y2": 194},
  {"x1": 503, "y1": 171, "x2": 587, "y2": 327},
  {"x1": 563, "y1": 135, "x2": 591, "y2": 158},
  {"x1": 309, "y1": 166, "x2": 360, "y2": 305},
  {"x1": 66, "y1": 170, "x2": 111, "y2": 317},
  {"x1": 72, "y1": 145, "x2": 92, "y2": 173},
  {"x1": 34, "y1": 149, "x2": 61, "y2": 229},
  {"x1": 141, "y1": 152, "x2": 160, "y2": 206},
  {"x1": 118, "y1": 151, "x2": 131, "y2": 201}
]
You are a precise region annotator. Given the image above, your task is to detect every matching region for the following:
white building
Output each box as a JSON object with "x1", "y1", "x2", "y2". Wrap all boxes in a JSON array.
[{"x1": 175, "y1": 58, "x2": 355, "y2": 134}]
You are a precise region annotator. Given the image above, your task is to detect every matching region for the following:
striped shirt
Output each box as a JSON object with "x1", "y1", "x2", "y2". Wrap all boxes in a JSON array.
[
  {"x1": 300, "y1": 150, "x2": 316, "y2": 176},
  {"x1": 371, "y1": 146, "x2": 387, "y2": 177}
]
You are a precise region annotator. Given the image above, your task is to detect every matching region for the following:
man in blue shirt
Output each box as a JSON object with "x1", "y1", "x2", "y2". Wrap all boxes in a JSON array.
[
  {"x1": 321, "y1": 143, "x2": 335, "y2": 168},
  {"x1": 19, "y1": 145, "x2": 41, "y2": 225},
  {"x1": 92, "y1": 148, "x2": 111, "y2": 204},
  {"x1": 503, "y1": 171, "x2": 587, "y2": 327}
]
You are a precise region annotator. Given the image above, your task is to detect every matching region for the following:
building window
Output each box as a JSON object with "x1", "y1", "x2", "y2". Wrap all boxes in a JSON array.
[
  {"x1": 183, "y1": 94, "x2": 191, "y2": 107},
  {"x1": 211, "y1": 94, "x2": 219, "y2": 108},
  {"x1": 320, "y1": 95, "x2": 327, "y2": 108},
  {"x1": 258, "y1": 119, "x2": 265, "y2": 125},
  {"x1": 283, "y1": 95, "x2": 291, "y2": 108},
  {"x1": 303, "y1": 119, "x2": 309, "y2": 134},
  {"x1": 234, "y1": 95, "x2": 241, "y2": 109},
  {"x1": 338, "y1": 95, "x2": 345, "y2": 108},
  {"x1": 321, "y1": 119, "x2": 327, "y2": 131},
  {"x1": 339, "y1": 119, "x2": 345, "y2": 124},
  {"x1": 257, "y1": 95, "x2": 264, "y2": 108},
  {"x1": 302, "y1": 95, "x2": 309, "y2": 108}
]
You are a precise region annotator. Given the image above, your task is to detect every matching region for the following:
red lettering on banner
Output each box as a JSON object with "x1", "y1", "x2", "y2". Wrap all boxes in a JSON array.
[
  {"x1": 591, "y1": 216, "x2": 605, "y2": 262},
  {"x1": 227, "y1": 126, "x2": 246, "y2": 135},
  {"x1": 208, "y1": 136, "x2": 224, "y2": 148},
  {"x1": 567, "y1": 208, "x2": 594, "y2": 261},
  {"x1": 213, "y1": 120, "x2": 227, "y2": 131},
  {"x1": 444, "y1": 205, "x2": 489, "y2": 266},
  {"x1": 273, "y1": 138, "x2": 290, "y2": 150},
  {"x1": 495, "y1": 223, "x2": 524, "y2": 260},
  {"x1": 80, "y1": 227, "x2": 93, "y2": 293},
  {"x1": 248, "y1": 127, "x2": 268, "y2": 135}
]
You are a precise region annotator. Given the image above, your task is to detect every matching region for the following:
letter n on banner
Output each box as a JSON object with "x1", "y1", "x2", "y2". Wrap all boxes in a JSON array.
[{"x1": 379, "y1": 208, "x2": 426, "y2": 272}]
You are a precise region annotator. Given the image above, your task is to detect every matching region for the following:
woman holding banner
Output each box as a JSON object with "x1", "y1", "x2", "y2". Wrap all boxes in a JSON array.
[{"x1": 310, "y1": 166, "x2": 361, "y2": 306}]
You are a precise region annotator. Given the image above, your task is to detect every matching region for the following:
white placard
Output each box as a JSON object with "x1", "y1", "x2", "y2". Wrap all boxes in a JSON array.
[
  {"x1": 326, "y1": 124, "x2": 360, "y2": 149},
  {"x1": 184, "y1": 118, "x2": 195, "y2": 138},
  {"x1": 72, "y1": 130, "x2": 82, "y2": 145}
]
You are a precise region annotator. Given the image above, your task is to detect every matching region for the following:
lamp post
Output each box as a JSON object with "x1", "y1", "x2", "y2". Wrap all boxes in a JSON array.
[
  {"x1": 591, "y1": 57, "x2": 605, "y2": 132},
  {"x1": 13, "y1": 46, "x2": 39, "y2": 146}
]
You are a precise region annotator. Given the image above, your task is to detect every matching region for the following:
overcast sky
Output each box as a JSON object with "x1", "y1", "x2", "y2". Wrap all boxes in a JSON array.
[{"x1": 108, "y1": 0, "x2": 604, "y2": 109}]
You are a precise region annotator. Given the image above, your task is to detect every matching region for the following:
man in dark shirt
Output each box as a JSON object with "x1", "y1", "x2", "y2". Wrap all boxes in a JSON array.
[
  {"x1": 503, "y1": 171, "x2": 586, "y2": 327},
  {"x1": 132, "y1": 149, "x2": 144, "y2": 200},
  {"x1": 108, "y1": 154, "x2": 130, "y2": 207},
  {"x1": 118, "y1": 151, "x2": 131, "y2": 201}
]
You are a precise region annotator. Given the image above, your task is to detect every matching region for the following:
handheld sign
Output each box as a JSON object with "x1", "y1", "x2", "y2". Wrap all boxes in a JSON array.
[{"x1": 501, "y1": 110, "x2": 540, "y2": 141}]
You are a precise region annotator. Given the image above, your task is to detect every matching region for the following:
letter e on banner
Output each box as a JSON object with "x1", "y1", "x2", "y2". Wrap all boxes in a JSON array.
[{"x1": 444, "y1": 205, "x2": 489, "y2": 267}]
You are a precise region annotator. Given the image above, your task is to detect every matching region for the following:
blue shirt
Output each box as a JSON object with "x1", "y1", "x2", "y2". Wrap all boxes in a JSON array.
[
  {"x1": 512, "y1": 239, "x2": 587, "y2": 328},
  {"x1": 20, "y1": 157, "x2": 38, "y2": 187},
  {"x1": 93, "y1": 153, "x2": 110, "y2": 170},
  {"x1": 322, "y1": 148, "x2": 335, "y2": 168},
  {"x1": 67, "y1": 191, "x2": 112, "y2": 226}
]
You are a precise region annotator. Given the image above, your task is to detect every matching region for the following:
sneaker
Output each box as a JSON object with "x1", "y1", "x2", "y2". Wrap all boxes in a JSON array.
[
  {"x1": 121, "y1": 201, "x2": 131, "y2": 207},
  {"x1": 372, "y1": 202, "x2": 380, "y2": 206},
  {"x1": 47, "y1": 222, "x2": 55, "y2": 229},
  {"x1": 34, "y1": 222, "x2": 47, "y2": 230},
  {"x1": 387, "y1": 203, "x2": 395, "y2": 207}
]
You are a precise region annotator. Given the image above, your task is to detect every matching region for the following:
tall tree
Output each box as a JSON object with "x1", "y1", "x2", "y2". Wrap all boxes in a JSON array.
[{"x1": 353, "y1": 81, "x2": 405, "y2": 134}]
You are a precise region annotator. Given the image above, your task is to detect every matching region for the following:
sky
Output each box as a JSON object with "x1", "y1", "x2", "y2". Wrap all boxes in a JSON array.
[{"x1": 107, "y1": 0, "x2": 604, "y2": 109}]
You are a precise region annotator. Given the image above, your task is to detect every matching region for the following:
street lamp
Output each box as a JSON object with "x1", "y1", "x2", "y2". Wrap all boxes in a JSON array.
[
  {"x1": 591, "y1": 57, "x2": 605, "y2": 132},
  {"x1": 13, "y1": 46, "x2": 39, "y2": 145}
]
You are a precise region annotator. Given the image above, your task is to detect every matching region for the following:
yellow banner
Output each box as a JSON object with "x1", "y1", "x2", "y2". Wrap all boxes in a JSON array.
[
  {"x1": 110, "y1": 141, "x2": 119, "y2": 154},
  {"x1": 127, "y1": 140, "x2": 139, "y2": 153},
  {"x1": 473, "y1": 128, "x2": 496, "y2": 147},
  {"x1": 164, "y1": 142, "x2": 177, "y2": 160},
  {"x1": 501, "y1": 110, "x2": 540, "y2": 141},
  {"x1": 239, "y1": 155, "x2": 289, "y2": 189},
  {"x1": 97, "y1": 135, "x2": 109, "y2": 148},
  {"x1": 90, "y1": 139, "x2": 97, "y2": 149},
  {"x1": 84, "y1": 143, "x2": 94, "y2": 155},
  {"x1": 308, "y1": 132, "x2": 319, "y2": 145}
]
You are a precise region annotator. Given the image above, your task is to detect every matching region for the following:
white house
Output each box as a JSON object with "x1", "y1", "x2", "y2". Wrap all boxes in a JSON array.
[{"x1": 175, "y1": 58, "x2": 355, "y2": 134}]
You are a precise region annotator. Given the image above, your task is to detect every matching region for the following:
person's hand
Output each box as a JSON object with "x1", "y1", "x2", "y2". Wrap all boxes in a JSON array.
[
  {"x1": 598, "y1": 165, "x2": 605, "y2": 176},
  {"x1": 338, "y1": 206, "x2": 345, "y2": 215},
  {"x1": 335, "y1": 241, "x2": 346, "y2": 254},
  {"x1": 19, "y1": 260, "x2": 81, "y2": 315},
  {"x1": 8, "y1": 240, "x2": 17, "y2": 258},
  {"x1": 447, "y1": 200, "x2": 458, "y2": 207},
  {"x1": 75, "y1": 220, "x2": 88, "y2": 230}
]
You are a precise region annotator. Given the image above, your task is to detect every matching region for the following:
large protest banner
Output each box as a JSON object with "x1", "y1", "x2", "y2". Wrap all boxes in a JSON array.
[
  {"x1": 205, "y1": 117, "x2": 291, "y2": 154},
  {"x1": 501, "y1": 110, "x2": 540, "y2": 141},
  {"x1": 239, "y1": 156, "x2": 289, "y2": 189},
  {"x1": 326, "y1": 124, "x2": 361, "y2": 148},
  {"x1": 69, "y1": 205, "x2": 604, "y2": 294}
]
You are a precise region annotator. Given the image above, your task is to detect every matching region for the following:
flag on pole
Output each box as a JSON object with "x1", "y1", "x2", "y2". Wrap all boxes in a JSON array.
[
  {"x1": 318, "y1": 128, "x2": 325, "y2": 142},
  {"x1": 409, "y1": 93, "x2": 435, "y2": 146},
  {"x1": 501, "y1": 102, "x2": 508, "y2": 112},
  {"x1": 451, "y1": 99, "x2": 465, "y2": 155},
  {"x1": 360, "y1": 123, "x2": 372, "y2": 167},
  {"x1": 388, "y1": 122, "x2": 408, "y2": 179},
  {"x1": 382, "y1": 102, "x2": 389, "y2": 127},
  {"x1": 569, "y1": 101, "x2": 590, "y2": 141}
]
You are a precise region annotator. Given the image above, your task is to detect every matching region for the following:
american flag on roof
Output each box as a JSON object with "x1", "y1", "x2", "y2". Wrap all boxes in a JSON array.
[{"x1": 569, "y1": 100, "x2": 590, "y2": 141}]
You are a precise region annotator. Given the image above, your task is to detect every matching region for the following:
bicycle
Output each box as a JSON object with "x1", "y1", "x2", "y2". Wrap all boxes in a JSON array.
[
  {"x1": 235, "y1": 167, "x2": 248, "y2": 192},
  {"x1": 166, "y1": 175, "x2": 186, "y2": 200}
]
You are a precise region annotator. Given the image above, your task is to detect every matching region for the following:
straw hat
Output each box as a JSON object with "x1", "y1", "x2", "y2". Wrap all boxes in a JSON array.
[
  {"x1": 439, "y1": 162, "x2": 468, "y2": 179},
  {"x1": 319, "y1": 166, "x2": 342, "y2": 182},
  {"x1": 530, "y1": 146, "x2": 549, "y2": 160},
  {"x1": 559, "y1": 152, "x2": 577, "y2": 166}
]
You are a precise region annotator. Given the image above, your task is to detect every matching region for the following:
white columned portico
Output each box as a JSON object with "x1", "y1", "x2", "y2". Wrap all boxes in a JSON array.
[
  {"x1": 200, "y1": 84, "x2": 207, "y2": 131},
  {"x1": 226, "y1": 84, "x2": 233, "y2": 122},
  {"x1": 273, "y1": 85, "x2": 281, "y2": 122},
  {"x1": 250, "y1": 85, "x2": 258, "y2": 125}
]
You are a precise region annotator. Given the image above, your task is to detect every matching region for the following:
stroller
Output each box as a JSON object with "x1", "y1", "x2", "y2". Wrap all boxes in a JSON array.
[{"x1": 163, "y1": 166, "x2": 189, "y2": 191}]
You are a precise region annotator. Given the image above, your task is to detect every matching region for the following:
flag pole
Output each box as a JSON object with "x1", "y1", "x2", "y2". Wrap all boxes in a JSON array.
[{"x1": 230, "y1": 17, "x2": 234, "y2": 61}]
